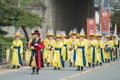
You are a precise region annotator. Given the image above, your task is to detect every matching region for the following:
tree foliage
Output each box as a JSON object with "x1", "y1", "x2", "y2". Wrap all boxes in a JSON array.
[
  {"x1": 0, "y1": 1, "x2": 44, "y2": 27},
  {"x1": 0, "y1": 1, "x2": 44, "y2": 41},
  {"x1": 111, "y1": 0, "x2": 120, "y2": 33}
]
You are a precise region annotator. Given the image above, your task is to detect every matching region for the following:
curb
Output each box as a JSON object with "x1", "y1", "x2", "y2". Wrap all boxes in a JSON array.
[{"x1": 0, "y1": 62, "x2": 29, "y2": 69}]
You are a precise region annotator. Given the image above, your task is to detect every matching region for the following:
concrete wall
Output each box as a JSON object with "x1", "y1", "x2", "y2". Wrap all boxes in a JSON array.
[
  {"x1": 2, "y1": 0, "x2": 95, "y2": 38},
  {"x1": 44, "y1": 0, "x2": 95, "y2": 34}
]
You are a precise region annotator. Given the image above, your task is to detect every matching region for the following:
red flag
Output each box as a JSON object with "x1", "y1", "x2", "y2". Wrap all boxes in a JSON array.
[
  {"x1": 100, "y1": 10, "x2": 110, "y2": 33},
  {"x1": 87, "y1": 18, "x2": 96, "y2": 39}
]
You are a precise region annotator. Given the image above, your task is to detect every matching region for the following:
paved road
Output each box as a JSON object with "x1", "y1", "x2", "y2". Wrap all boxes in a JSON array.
[{"x1": 0, "y1": 60, "x2": 120, "y2": 80}]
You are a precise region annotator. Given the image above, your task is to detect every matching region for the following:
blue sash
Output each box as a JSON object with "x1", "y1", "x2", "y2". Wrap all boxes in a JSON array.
[
  {"x1": 92, "y1": 46, "x2": 95, "y2": 64},
  {"x1": 64, "y1": 44, "x2": 68, "y2": 61},
  {"x1": 31, "y1": 50, "x2": 35, "y2": 58},
  {"x1": 110, "y1": 49, "x2": 113, "y2": 61},
  {"x1": 73, "y1": 49, "x2": 76, "y2": 63},
  {"x1": 78, "y1": 46, "x2": 86, "y2": 66},
  {"x1": 100, "y1": 48, "x2": 104, "y2": 63},
  {"x1": 115, "y1": 45, "x2": 118, "y2": 59},
  {"x1": 14, "y1": 46, "x2": 22, "y2": 65},
  {"x1": 55, "y1": 48, "x2": 65, "y2": 68}
]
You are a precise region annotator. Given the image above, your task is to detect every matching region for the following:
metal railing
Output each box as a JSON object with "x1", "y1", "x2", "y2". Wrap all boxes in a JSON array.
[{"x1": 0, "y1": 42, "x2": 28, "y2": 65}]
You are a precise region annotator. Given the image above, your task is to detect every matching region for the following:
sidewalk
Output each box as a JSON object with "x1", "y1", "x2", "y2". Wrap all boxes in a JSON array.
[{"x1": 0, "y1": 62, "x2": 29, "y2": 70}]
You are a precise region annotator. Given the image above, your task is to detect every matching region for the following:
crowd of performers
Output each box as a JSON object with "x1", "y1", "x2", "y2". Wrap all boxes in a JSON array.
[{"x1": 10, "y1": 28, "x2": 119, "y2": 74}]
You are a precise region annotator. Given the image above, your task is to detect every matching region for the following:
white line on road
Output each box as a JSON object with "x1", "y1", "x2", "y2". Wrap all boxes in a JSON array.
[{"x1": 61, "y1": 60, "x2": 120, "y2": 80}]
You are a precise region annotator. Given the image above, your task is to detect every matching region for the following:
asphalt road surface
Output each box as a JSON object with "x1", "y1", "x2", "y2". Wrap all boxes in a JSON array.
[{"x1": 0, "y1": 60, "x2": 120, "y2": 80}]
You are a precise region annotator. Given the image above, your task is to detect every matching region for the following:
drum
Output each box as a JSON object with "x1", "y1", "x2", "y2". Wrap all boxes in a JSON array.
[{"x1": 104, "y1": 45, "x2": 111, "y2": 51}]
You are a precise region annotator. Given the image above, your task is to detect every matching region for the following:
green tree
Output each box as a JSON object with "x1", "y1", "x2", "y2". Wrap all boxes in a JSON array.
[
  {"x1": 111, "y1": 0, "x2": 120, "y2": 33},
  {"x1": 0, "y1": 1, "x2": 44, "y2": 41}
]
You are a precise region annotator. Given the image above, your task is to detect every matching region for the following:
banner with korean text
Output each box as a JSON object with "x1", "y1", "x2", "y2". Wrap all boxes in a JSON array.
[
  {"x1": 100, "y1": 10, "x2": 110, "y2": 33},
  {"x1": 87, "y1": 18, "x2": 96, "y2": 39}
]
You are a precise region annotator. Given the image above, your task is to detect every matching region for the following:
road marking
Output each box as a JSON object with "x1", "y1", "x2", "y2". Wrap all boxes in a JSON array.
[{"x1": 61, "y1": 61, "x2": 120, "y2": 80}]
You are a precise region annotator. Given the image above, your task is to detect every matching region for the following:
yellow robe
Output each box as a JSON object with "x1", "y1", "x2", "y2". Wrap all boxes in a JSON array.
[
  {"x1": 75, "y1": 39, "x2": 87, "y2": 67},
  {"x1": 53, "y1": 41, "x2": 63, "y2": 68},
  {"x1": 67, "y1": 39, "x2": 71, "y2": 62},
  {"x1": 99, "y1": 40, "x2": 105, "y2": 62},
  {"x1": 84, "y1": 39, "x2": 90, "y2": 67},
  {"x1": 104, "y1": 40, "x2": 114, "y2": 60},
  {"x1": 87, "y1": 39, "x2": 98, "y2": 65},
  {"x1": 11, "y1": 40, "x2": 23, "y2": 66},
  {"x1": 26, "y1": 38, "x2": 33, "y2": 63},
  {"x1": 61, "y1": 39, "x2": 68, "y2": 61},
  {"x1": 95, "y1": 40, "x2": 105, "y2": 63},
  {"x1": 25, "y1": 49, "x2": 31, "y2": 63},
  {"x1": 28, "y1": 38, "x2": 33, "y2": 48},
  {"x1": 113, "y1": 39, "x2": 119, "y2": 59},
  {"x1": 67, "y1": 39, "x2": 78, "y2": 63},
  {"x1": 44, "y1": 38, "x2": 55, "y2": 64}
]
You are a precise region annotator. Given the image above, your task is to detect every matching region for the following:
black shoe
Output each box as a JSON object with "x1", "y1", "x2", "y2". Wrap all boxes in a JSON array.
[
  {"x1": 58, "y1": 67, "x2": 60, "y2": 70},
  {"x1": 108, "y1": 59, "x2": 110, "y2": 63},
  {"x1": 29, "y1": 64, "x2": 31, "y2": 66},
  {"x1": 88, "y1": 63, "x2": 91, "y2": 67},
  {"x1": 100, "y1": 63, "x2": 102, "y2": 66},
  {"x1": 29, "y1": 63, "x2": 32, "y2": 66},
  {"x1": 76, "y1": 66, "x2": 80, "y2": 71},
  {"x1": 12, "y1": 65, "x2": 15, "y2": 69},
  {"x1": 31, "y1": 72, "x2": 35, "y2": 75},
  {"x1": 92, "y1": 64, "x2": 95, "y2": 68},
  {"x1": 36, "y1": 68, "x2": 39, "y2": 74},
  {"x1": 17, "y1": 66, "x2": 20, "y2": 69},
  {"x1": 32, "y1": 67, "x2": 35, "y2": 74},
  {"x1": 113, "y1": 58, "x2": 116, "y2": 61},
  {"x1": 36, "y1": 72, "x2": 39, "y2": 74},
  {"x1": 53, "y1": 67, "x2": 57, "y2": 70},
  {"x1": 81, "y1": 66, "x2": 83, "y2": 71},
  {"x1": 105, "y1": 59, "x2": 107, "y2": 63},
  {"x1": 47, "y1": 63, "x2": 50, "y2": 67}
]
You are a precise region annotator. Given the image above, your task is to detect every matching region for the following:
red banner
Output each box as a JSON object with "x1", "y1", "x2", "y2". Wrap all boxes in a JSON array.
[
  {"x1": 87, "y1": 18, "x2": 96, "y2": 39},
  {"x1": 100, "y1": 10, "x2": 110, "y2": 33}
]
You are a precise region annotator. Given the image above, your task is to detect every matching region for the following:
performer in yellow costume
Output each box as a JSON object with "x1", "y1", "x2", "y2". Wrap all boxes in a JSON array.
[
  {"x1": 84, "y1": 35, "x2": 91, "y2": 67},
  {"x1": 88, "y1": 32, "x2": 98, "y2": 68},
  {"x1": 44, "y1": 29, "x2": 55, "y2": 67},
  {"x1": 60, "y1": 31, "x2": 68, "y2": 62},
  {"x1": 95, "y1": 32, "x2": 105, "y2": 66},
  {"x1": 67, "y1": 29, "x2": 78, "y2": 67},
  {"x1": 11, "y1": 31, "x2": 23, "y2": 69},
  {"x1": 67, "y1": 31, "x2": 73, "y2": 67},
  {"x1": 53, "y1": 32, "x2": 64, "y2": 70},
  {"x1": 75, "y1": 28, "x2": 87, "y2": 71},
  {"x1": 104, "y1": 35, "x2": 114, "y2": 63},
  {"x1": 112, "y1": 34, "x2": 119, "y2": 61}
]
